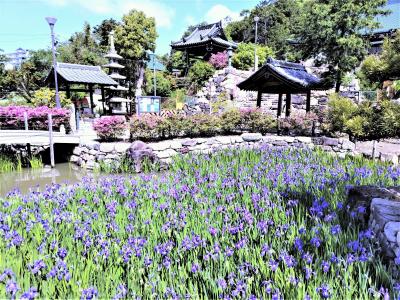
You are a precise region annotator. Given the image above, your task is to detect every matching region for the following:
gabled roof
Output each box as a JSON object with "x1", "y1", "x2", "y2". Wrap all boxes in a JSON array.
[
  {"x1": 171, "y1": 21, "x2": 237, "y2": 50},
  {"x1": 47, "y1": 63, "x2": 118, "y2": 86},
  {"x1": 237, "y1": 58, "x2": 329, "y2": 93}
]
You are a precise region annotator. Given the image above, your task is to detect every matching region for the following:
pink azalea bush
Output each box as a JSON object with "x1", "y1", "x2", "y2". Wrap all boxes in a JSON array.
[
  {"x1": 209, "y1": 51, "x2": 228, "y2": 69},
  {"x1": 0, "y1": 106, "x2": 70, "y2": 131},
  {"x1": 280, "y1": 111, "x2": 319, "y2": 135},
  {"x1": 93, "y1": 116, "x2": 127, "y2": 141}
]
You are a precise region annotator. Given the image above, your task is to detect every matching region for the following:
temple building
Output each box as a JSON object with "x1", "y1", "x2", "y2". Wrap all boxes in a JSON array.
[
  {"x1": 171, "y1": 21, "x2": 237, "y2": 73},
  {"x1": 103, "y1": 31, "x2": 132, "y2": 115}
]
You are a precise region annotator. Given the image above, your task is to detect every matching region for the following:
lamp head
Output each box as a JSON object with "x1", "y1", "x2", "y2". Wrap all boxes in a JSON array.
[
  {"x1": 254, "y1": 16, "x2": 260, "y2": 22},
  {"x1": 45, "y1": 17, "x2": 57, "y2": 27}
]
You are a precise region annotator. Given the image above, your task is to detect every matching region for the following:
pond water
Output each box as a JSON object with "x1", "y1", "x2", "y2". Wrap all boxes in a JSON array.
[{"x1": 0, "y1": 163, "x2": 89, "y2": 196}]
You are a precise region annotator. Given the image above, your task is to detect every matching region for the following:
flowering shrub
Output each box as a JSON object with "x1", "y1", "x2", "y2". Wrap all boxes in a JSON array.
[
  {"x1": 0, "y1": 148, "x2": 398, "y2": 298},
  {"x1": 93, "y1": 116, "x2": 127, "y2": 141},
  {"x1": 209, "y1": 51, "x2": 228, "y2": 69},
  {"x1": 280, "y1": 111, "x2": 318, "y2": 135},
  {"x1": 239, "y1": 108, "x2": 276, "y2": 133},
  {"x1": 0, "y1": 106, "x2": 70, "y2": 131},
  {"x1": 130, "y1": 114, "x2": 163, "y2": 140}
]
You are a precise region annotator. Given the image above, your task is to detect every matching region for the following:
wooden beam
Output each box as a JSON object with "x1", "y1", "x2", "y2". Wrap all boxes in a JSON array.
[
  {"x1": 101, "y1": 86, "x2": 106, "y2": 115},
  {"x1": 285, "y1": 93, "x2": 291, "y2": 117},
  {"x1": 65, "y1": 84, "x2": 71, "y2": 99},
  {"x1": 256, "y1": 90, "x2": 262, "y2": 108},
  {"x1": 306, "y1": 90, "x2": 311, "y2": 112},
  {"x1": 277, "y1": 94, "x2": 282, "y2": 117}
]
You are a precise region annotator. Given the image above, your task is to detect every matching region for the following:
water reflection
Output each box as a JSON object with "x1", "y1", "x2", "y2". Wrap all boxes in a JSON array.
[{"x1": 0, "y1": 163, "x2": 89, "y2": 196}]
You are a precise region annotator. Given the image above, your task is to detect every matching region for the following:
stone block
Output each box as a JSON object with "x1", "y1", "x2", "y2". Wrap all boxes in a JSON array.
[
  {"x1": 105, "y1": 154, "x2": 119, "y2": 160},
  {"x1": 89, "y1": 149, "x2": 98, "y2": 156},
  {"x1": 157, "y1": 149, "x2": 177, "y2": 159},
  {"x1": 72, "y1": 147, "x2": 83, "y2": 156},
  {"x1": 241, "y1": 133, "x2": 262, "y2": 142},
  {"x1": 70, "y1": 155, "x2": 79, "y2": 163},
  {"x1": 272, "y1": 140, "x2": 288, "y2": 147},
  {"x1": 216, "y1": 136, "x2": 232, "y2": 144},
  {"x1": 296, "y1": 136, "x2": 312, "y2": 144},
  {"x1": 149, "y1": 141, "x2": 171, "y2": 151},
  {"x1": 322, "y1": 137, "x2": 339, "y2": 146},
  {"x1": 182, "y1": 139, "x2": 198, "y2": 147},
  {"x1": 99, "y1": 143, "x2": 115, "y2": 153},
  {"x1": 340, "y1": 139, "x2": 355, "y2": 151},
  {"x1": 380, "y1": 153, "x2": 399, "y2": 165},
  {"x1": 206, "y1": 138, "x2": 219, "y2": 145},
  {"x1": 115, "y1": 143, "x2": 131, "y2": 153},
  {"x1": 170, "y1": 140, "x2": 183, "y2": 150}
]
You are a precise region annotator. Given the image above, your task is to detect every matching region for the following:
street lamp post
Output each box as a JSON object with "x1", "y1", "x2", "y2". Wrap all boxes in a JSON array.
[
  {"x1": 45, "y1": 16, "x2": 61, "y2": 108},
  {"x1": 254, "y1": 16, "x2": 260, "y2": 71},
  {"x1": 152, "y1": 52, "x2": 156, "y2": 97}
]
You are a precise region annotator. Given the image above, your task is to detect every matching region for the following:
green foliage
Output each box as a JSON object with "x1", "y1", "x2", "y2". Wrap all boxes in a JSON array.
[
  {"x1": 144, "y1": 70, "x2": 174, "y2": 97},
  {"x1": 280, "y1": 111, "x2": 318, "y2": 136},
  {"x1": 31, "y1": 88, "x2": 71, "y2": 108},
  {"x1": 166, "y1": 51, "x2": 186, "y2": 72},
  {"x1": 28, "y1": 156, "x2": 43, "y2": 169},
  {"x1": 188, "y1": 61, "x2": 215, "y2": 91},
  {"x1": 326, "y1": 94, "x2": 358, "y2": 133},
  {"x1": 226, "y1": 0, "x2": 302, "y2": 59},
  {"x1": 58, "y1": 22, "x2": 106, "y2": 66},
  {"x1": 239, "y1": 108, "x2": 276, "y2": 134},
  {"x1": 220, "y1": 108, "x2": 241, "y2": 134},
  {"x1": 359, "y1": 30, "x2": 400, "y2": 86},
  {"x1": 297, "y1": 0, "x2": 388, "y2": 91},
  {"x1": 232, "y1": 43, "x2": 274, "y2": 70},
  {"x1": 93, "y1": 18, "x2": 120, "y2": 47},
  {"x1": 0, "y1": 155, "x2": 21, "y2": 173}
]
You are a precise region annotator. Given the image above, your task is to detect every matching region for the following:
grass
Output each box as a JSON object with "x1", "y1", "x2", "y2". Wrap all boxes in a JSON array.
[
  {"x1": 0, "y1": 155, "x2": 21, "y2": 173},
  {"x1": 0, "y1": 147, "x2": 399, "y2": 299},
  {"x1": 28, "y1": 156, "x2": 43, "y2": 169}
]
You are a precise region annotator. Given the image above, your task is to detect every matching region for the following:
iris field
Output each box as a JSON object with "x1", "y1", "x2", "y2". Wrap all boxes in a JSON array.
[{"x1": 1, "y1": 146, "x2": 400, "y2": 299}]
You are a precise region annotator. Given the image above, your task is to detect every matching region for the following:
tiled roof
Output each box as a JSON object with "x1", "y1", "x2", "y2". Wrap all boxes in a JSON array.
[
  {"x1": 50, "y1": 63, "x2": 118, "y2": 86},
  {"x1": 171, "y1": 21, "x2": 237, "y2": 49},
  {"x1": 237, "y1": 58, "x2": 328, "y2": 92}
]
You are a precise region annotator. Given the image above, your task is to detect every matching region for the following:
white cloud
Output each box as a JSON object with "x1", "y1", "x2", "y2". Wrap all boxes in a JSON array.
[
  {"x1": 184, "y1": 15, "x2": 196, "y2": 26},
  {"x1": 204, "y1": 4, "x2": 242, "y2": 24},
  {"x1": 44, "y1": 0, "x2": 175, "y2": 28}
]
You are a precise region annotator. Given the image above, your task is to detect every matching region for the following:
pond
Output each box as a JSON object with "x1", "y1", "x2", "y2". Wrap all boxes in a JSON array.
[{"x1": 0, "y1": 163, "x2": 89, "y2": 196}]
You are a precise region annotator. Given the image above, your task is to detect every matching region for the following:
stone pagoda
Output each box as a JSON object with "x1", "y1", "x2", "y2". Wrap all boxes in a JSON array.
[{"x1": 103, "y1": 31, "x2": 131, "y2": 115}]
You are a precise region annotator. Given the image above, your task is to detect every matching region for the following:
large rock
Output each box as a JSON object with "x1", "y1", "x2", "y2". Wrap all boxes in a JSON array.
[
  {"x1": 241, "y1": 133, "x2": 262, "y2": 142},
  {"x1": 182, "y1": 139, "x2": 198, "y2": 147},
  {"x1": 340, "y1": 139, "x2": 356, "y2": 151},
  {"x1": 296, "y1": 136, "x2": 312, "y2": 144},
  {"x1": 380, "y1": 153, "x2": 399, "y2": 165},
  {"x1": 73, "y1": 147, "x2": 83, "y2": 156},
  {"x1": 384, "y1": 222, "x2": 400, "y2": 243},
  {"x1": 127, "y1": 141, "x2": 157, "y2": 173},
  {"x1": 322, "y1": 137, "x2": 339, "y2": 147},
  {"x1": 157, "y1": 149, "x2": 177, "y2": 159},
  {"x1": 115, "y1": 143, "x2": 131, "y2": 153},
  {"x1": 149, "y1": 141, "x2": 171, "y2": 151}
]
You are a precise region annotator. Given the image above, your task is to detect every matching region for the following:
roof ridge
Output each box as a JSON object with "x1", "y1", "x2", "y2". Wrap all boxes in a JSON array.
[
  {"x1": 57, "y1": 62, "x2": 101, "y2": 70},
  {"x1": 266, "y1": 58, "x2": 306, "y2": 71}
]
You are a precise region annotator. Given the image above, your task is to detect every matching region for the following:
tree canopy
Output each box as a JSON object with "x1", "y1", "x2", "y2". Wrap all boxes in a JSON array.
[{"x1": 297, "y1": 0, "x2": 388, "y2": 92}]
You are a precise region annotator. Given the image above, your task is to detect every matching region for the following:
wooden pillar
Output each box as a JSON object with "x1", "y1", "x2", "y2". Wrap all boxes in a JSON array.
[
  {"x1": 306, "y1": 90, "x2": 311, "y2": 113},
  {"x1": 277, "y1": 93, "x2": 282, "y2": 117},
  {"x1": 65, "y1": 84, "x2": 71, "y2": 99},
  {"x1": 101, "y1": 86, "x2": 106, "y2": 115},
  {"x1": 89, "y1": 84, "x2": 94, "y2": 114},
  {"x1": 285, "y1": 93, "x2": 291, "y2": 117},
  {"x1": 256, "y1": 90, "x2": 262, "y2": 108}
]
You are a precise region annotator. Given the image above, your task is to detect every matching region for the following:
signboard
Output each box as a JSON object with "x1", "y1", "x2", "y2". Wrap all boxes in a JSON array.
[{"x1": 136, "y1": 96, "x2": 161, "y2": 115}]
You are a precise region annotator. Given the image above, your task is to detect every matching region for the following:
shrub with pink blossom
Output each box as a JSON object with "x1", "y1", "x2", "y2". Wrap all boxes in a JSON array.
[
  {"x1": 93, "y1": 116, "x2": 127, "y2": 141},
  {"x1": 209, "y1": 51, "x2": 228, "y2": 69},
  {"x1": 0, "y1": 106, "x2": 70, "y2": 131},
  {"x1": 280, "y1": 111, "x2": 318, "y2": 136}
]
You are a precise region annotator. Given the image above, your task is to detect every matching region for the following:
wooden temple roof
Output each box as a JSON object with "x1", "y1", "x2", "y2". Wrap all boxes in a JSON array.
[
  {"x1": 171, "y1": 21, "x2": 237, "y2": 55},
  {"x1": 237, "y1": 58, "x2": 330, "y2": 94}
]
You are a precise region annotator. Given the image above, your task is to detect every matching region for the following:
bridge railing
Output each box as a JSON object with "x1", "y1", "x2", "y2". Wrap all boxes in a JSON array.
[{"x1": 0, "y1": 112, "x2": 70, "y2": 133}]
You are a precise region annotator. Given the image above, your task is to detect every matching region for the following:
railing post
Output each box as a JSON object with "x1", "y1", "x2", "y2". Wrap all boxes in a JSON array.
[
  {"x1": 24, "y1": 111, "x2": 28, "y2": 130},
  {"x1": 76, "y1": 110, "x2": 80, "y2": 131},
  {"x1": 48, "y1": 113, "x2": 55, "y2": 168}
]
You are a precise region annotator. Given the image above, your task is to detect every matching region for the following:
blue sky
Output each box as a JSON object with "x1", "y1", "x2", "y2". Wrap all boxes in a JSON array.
[{"x1": 0, "y1": 0, "x2": 259, "y2": 55}]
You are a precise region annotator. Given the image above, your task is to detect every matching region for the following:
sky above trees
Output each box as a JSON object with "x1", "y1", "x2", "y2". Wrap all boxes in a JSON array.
[{"x1": 0, "y1": 0, "x2": 258, "y2": 55}]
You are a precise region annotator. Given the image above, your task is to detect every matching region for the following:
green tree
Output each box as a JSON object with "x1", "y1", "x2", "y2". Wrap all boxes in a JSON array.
[
  {"x1": 93, "y1": 18, "x2": 120, "y2": 48},
  {"x1": 57, "y1": 22, "x2": 106, "y2": 66},
  {"x1": 359, "y1": 30, "x2": 400, "y2": 86},
  {"x1": 188, "y1": 61, "x2": 215, "y2": 92},
  {"x1": 232, "y1": 42, "x2": 274, "y2": 70},
  {"x1": 225, "y1": 0, "x2": 303, "y2": 59},
  {"x1": 297, "y1": 0, "x2": 388, "y2": 92},
  {"x1": 114, "y1": 10, "x2": 158, "y2": 97},
  {"x1": 144, "y1": 70, "x2": 174, "y2": 97}
]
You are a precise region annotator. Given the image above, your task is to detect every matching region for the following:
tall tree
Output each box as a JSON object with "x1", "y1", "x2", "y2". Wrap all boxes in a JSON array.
[
  {"x1": 225, "y1": 0, "x2": 303, "y2": 59},
  {"x1": 297, "y1": 0, "x2": 388, "y2": 92},
  {"x1": 93, "y1": 18, "x2": 120, "y2": 47},
  {"x1": 114, "y1": 9, "x2": 157, "y2": 97}
]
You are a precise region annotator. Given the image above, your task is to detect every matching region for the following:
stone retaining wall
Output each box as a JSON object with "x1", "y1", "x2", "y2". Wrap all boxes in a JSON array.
[
  {"x1": 347, "y1": 186, "x2": 400, "y2": 265},
  {"x1": 70, "y1": 133, "x2": 358, "y2": 170}
]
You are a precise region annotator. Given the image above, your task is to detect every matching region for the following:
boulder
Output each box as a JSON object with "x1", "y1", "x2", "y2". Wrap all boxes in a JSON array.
[
  {"x1": 241, "y1": 133, "x2": 262, "y2": 142},
  {"x1": 384, "y1": 222, "x2": 400, "y2": 243},
  {"x1": 72, "y1": 147, "x2": 83, "y2": 156},
  {"x1": 157, "y1": 149, "x2": 177, "y2": 159},
  {"x1": 322, "y1": 137, "x2": 339, "y2": 147},
  {"x1": 340, "y1": 139, "x2": 356, "y2": 151},
  {"x1": 127, "y1": 141, "x2": 157, "y2": 173},
  {"x1": 216, "y1": 136, "x2": 232, "y2": 145},
  {"x1": 115, "y1": 143, "x2": 131, "y2": 153},
  {"x1": 296, "y1": 136, "x2": 312, "y2": 144},
  {"x1": 149, "y1": 141, "x2": 171, "y2": 151},
  {"x1": 380, "y1": 153, "x2": 399, "y2": 165}
]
